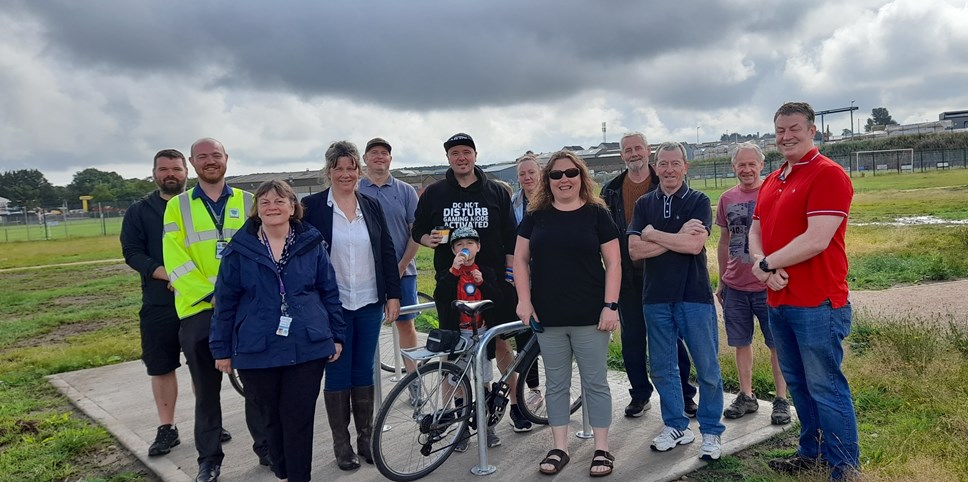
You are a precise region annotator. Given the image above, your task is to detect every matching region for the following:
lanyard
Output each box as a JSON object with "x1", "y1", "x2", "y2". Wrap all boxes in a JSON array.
[
  {"x1": 260, "y1": 226, "x2": 295, "y2": 315},
  {"x1": 202, "y1": 196, "x2": 226, "y2": 240}
]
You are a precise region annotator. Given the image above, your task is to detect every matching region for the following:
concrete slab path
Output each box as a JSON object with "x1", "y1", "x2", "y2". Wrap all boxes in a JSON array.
[{"x1": 50, "y1": 359, "x2": 793, "y2": 482}]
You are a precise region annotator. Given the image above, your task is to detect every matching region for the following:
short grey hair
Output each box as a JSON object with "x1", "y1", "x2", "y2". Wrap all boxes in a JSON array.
[
  {"x1": 619, "y1": 132, "x2": 648, "y2": 151},
  {"x1": 653, "y1": 141, "x2": 688, "y2": 163},
  {"x1": 731, "y1": 142, "x2": 765, "y2": 164},
  {"x1": 323, "y1": 140, "x2": 361, "y2": 184}
]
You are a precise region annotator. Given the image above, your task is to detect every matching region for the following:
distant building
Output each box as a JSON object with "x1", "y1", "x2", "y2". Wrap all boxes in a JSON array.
[
  {"x1": 940, "y1": 110, "x2": 968, "y2": 130},
  {"x1": 227, "y1": 170, "x2": 326, "y2": 199}
]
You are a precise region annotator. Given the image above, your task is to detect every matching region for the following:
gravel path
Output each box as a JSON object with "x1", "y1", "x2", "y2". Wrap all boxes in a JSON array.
[{"x1": 849, "y1": 279, "x2": 968, "y2": 322}]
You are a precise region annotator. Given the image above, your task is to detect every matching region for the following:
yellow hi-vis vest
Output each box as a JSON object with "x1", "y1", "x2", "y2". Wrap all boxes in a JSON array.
[{"x1": 163, "y1": 186, "x2": 253, "y2": 319}]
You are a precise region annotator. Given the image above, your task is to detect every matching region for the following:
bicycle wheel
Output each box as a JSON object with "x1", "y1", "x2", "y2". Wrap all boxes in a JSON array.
[
  {"x1": 515, "y1": 349, "x2": 583, "y2": 425},
  {"x1": 228, "y1": 369, "x2": 244, "y2": 396},
  {"x1": 374, "y1": 361, "x2": 472, "y2": 482},
  {"x1": 380, "y1": 292, "x2": 435, "y2": 373}
]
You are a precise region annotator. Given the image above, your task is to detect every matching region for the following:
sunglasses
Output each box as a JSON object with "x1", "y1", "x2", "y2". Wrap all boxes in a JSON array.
[{"x1": 549, "y1": 168, "x2": 580, "y2": 180}]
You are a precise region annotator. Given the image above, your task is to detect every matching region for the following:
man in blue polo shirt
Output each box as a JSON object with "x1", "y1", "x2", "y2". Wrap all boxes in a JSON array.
[
  {"x1": 359, "y1": 137, "x2": 421, "y2": 377},
  {"x1": 628, "y1": 141, "x2": 725, "y2": 462}
]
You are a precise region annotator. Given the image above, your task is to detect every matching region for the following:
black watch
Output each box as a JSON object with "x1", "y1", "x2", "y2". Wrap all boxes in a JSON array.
[
  {"x1": 604, "y1": 302, "x2": 619, "y2": 311},
  {"x1": 759, "y1": 258, "x2": 776, "y2": 273}
]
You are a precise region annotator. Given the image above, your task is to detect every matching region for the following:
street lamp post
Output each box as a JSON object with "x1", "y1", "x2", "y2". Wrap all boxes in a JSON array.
[{"x1": 850, "y1": 100, "x2": 855, "y2": 138}]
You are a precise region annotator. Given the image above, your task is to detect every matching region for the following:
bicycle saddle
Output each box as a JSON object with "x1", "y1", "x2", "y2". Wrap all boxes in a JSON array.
[{"x1": 451, "y1": 299, "x2": 494, "y2": 315}]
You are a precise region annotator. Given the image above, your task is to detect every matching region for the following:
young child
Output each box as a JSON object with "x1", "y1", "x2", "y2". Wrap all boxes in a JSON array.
[
  {"x1": 441, "y1": 226, "x2": 505, "y2": 451},
  {"x1": 442, "y1": 226, "x2": 506, "y2": 331}
]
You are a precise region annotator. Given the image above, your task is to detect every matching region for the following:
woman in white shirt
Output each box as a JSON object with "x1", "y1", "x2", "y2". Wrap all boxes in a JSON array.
[{"x1": 302, "y1": 140, "x2": 401, "y2": 471}]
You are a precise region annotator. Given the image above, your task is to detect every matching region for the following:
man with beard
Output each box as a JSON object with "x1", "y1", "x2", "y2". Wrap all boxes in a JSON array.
[
  {"x1": 412, "y1": 133, "x2": 519, "y2": 448},
  {"x1": 121, "y1": 149, "x2": 189, "y2": 457},
  {"x1": 163, "y1": 138, "x2": 266, "y2": 482},
  {"x1": 600, "y1": 132, "x2": 699, "y2": 419}
]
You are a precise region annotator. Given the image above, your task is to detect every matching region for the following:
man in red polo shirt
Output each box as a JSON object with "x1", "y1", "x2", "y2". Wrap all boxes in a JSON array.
[{"x1": 749, "y1": 102, "x2": 858, "y2": 480}]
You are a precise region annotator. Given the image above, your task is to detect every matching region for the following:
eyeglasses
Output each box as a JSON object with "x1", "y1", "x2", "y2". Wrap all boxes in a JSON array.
[{"x1": 549, "y1": 168, "x2": 580, "y2": 180}]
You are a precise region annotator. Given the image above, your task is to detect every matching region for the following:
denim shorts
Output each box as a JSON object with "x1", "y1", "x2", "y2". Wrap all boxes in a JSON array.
[
  {"x1": 396, "y1": 275, "x2": 418, "y2": 322},
  {"x1": 722, "y1": 285, "x2": 773, "y2": 348}
]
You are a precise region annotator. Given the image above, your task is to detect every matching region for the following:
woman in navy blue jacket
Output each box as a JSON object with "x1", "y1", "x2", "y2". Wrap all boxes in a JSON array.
[
  {"x1": 211, "y1": 179, "x2": 345, "y2": 482},
  {"x1": 302, "y1": 140, "x2": 401, "y2": 471}
]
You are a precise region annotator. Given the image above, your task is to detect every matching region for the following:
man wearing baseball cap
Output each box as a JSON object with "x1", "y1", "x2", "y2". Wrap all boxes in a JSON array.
[
  {"x1": 413, "y1": 132, "x2": 527, "y2": 435},
  {"x1": 359, "y1": 138, "x2": 421, "y2": 376}
]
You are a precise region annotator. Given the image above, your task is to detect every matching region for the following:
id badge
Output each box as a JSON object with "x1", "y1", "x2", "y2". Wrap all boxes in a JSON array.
[
  {"x1": 276, "y1": 315, "x2": 293, "y2": 337},
  {"x1": 215, "y1": 240, "x2": 228, "y2": 259}
]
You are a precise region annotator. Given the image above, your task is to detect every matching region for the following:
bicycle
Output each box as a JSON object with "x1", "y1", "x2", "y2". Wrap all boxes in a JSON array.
[
  {"x1": 372, "y1": 299, "x2": 583, "y2": 481},
  {"x1": 379, "y1": 291, "x2": 435, "y2": 373}
]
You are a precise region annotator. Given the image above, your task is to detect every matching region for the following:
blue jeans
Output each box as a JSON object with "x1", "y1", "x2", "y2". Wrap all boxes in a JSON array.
[
  {"x1": 324, "y1": 302, "x2": 384, "y2": 391},
  {"x1": 644, "y1": 302, "x2": 725, "y2": 436},
  {"x1": 770, "y1": 301, "x2": 859, "y2": 475},
  {"x1": 619, "y1": 274, "x2": 697, "y2": 403}
]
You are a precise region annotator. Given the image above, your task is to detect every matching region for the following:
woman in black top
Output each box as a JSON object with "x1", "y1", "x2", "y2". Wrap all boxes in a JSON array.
[{"x1": 514, "y1": 151, "x2": 621, "y2": 477}]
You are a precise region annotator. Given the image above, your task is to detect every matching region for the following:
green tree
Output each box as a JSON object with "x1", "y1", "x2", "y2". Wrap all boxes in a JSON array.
[
  {"x1": 842, "y1": 128, "x2": 853, "y2": 136},
  {"x1": 865, "y1": 107, "x2": 899, "y2": 132},
  {"x1": 67, "y1": 168, "x2": 126, "y2": 200},
  {"x1": 118, "y1": 177, "x2": 155, "y2": 202},
  {"x1": 0, "y1": 169, "x2": 55, "y2": 208}
]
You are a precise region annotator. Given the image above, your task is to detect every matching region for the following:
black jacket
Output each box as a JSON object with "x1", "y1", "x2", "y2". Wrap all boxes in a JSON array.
[
  {"x1": 121, "y1": 190, "x2": 174, "y2": 306},
  {"x1": 302, "y1": 189, "x2": 402, "y2": 303},
  {"x1": 600, "y1": 167, "x2": 660, "y2": 286},
  {"x1": 411, "y1": 165, "x2": 516, "y2": 278}
]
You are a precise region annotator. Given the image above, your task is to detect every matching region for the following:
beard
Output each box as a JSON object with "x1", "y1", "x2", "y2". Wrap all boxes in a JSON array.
[
  {"x1": 157, "y1": 177, "x2": 186, "y2": 196},
  {"x1": 626, "y1": 158, "x2": 646, "y2": 173}
]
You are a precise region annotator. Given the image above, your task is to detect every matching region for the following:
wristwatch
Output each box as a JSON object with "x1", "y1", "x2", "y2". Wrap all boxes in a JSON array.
[
  {"x1": 759, "y1": 258, "x2": 777, "y2": 274},
  {"x1": 604, "y1": 302, "x2": 619, "y2": 311}
]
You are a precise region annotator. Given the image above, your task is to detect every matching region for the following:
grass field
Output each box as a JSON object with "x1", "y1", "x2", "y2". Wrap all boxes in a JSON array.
[
  {"x1": 0, "y1": 217, "x2": 124, "y2": 243},
  {"x1": 1, "y1": 169, "x2": 968, "y2": 480}
]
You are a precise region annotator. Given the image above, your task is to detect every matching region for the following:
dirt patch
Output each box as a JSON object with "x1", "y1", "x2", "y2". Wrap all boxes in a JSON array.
[
  {"x1": 73, "y1": 443, "x2": 161, "y2": 482},
  {"x1": 850, "y1": 279, "x2": 968, "y2": 323},
  {"x1": 4, "y1": 319, "x2": 119, "y2": 351},
  {"x1": 93, "y1": 263, "x2": 134, "y2": 276}
]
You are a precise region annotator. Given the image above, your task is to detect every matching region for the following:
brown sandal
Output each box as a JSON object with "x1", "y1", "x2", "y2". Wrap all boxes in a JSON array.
[
  {"x1": 590, "y1": 449, "x2": 615, "y2": 477},
  {"x1": 539, "y1": 449, "x2": 570, "y2": 475}
]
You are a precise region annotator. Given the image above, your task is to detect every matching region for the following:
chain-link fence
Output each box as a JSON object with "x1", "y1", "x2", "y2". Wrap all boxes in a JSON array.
[
  {"x1": 684, "y1": 148, "x2": 968, "y2": 190},
  {"x1": 0, "y1": 199, "x2": 136, "y2": 242}
]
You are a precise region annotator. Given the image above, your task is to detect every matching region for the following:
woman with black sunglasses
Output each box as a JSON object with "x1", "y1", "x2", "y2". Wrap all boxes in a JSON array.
[{"x1": 513, "y1": 150, "x2": 622, "y2": 477}]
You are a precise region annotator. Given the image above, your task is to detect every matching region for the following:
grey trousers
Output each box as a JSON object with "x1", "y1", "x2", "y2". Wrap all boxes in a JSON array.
[{"x1": 536, "y1": 324, "x2": 612, "y2": 427}]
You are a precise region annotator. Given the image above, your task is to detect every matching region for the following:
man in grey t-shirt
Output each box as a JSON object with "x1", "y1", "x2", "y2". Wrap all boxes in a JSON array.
[{"x1": 360, "y1": 138, "x2": 421, "y2": 375}]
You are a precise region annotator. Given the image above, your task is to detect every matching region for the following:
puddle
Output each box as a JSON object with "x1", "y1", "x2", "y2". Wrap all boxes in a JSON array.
[{"x1": 852, "y1": 215, "x2": 968, "y2": 226}]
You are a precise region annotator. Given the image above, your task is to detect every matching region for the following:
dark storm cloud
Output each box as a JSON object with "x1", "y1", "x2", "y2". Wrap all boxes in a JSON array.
[{"x1": 15, "y1": 0, "x2": 810, "y2": 110}]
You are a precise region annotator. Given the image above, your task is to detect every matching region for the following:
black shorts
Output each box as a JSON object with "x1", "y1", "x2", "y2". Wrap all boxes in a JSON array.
[{"x1": 139, "y1": 304, "x2": 182, "y2": 376}]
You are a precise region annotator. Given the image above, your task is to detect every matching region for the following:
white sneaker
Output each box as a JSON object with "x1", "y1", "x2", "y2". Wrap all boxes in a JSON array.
[
  {"x1": 699, "y1": 434, "x2": 722, "y2": 461},
  {"x1": 650, "y1": 426, "x2": 695, "y2": 452},
  {"x1": 525, "y1": 388, "x2": 543, "y2": 412}
]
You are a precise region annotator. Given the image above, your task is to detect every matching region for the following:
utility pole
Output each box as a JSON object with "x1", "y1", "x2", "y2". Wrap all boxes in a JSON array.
[
  {"x1": 850, "y1": 100, "x2": 856, "y2": 138},
  {"x1": 602, "y1": 122, "x2": 606, "y2": 144}
]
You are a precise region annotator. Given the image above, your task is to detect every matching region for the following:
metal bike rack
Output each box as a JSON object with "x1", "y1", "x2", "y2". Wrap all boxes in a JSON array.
[
  {"x1": 576, "y1": 386, "x2": 593, "y2": 439},
  {"x1": 471, "y1": 320, "x2": 525, "y2": 476},
  {"x1": 373, "y1": 300, "x2": 437, "y2": 433}
]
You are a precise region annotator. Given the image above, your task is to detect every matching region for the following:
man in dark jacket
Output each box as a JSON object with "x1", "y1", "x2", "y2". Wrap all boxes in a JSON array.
[
  {"x1": 120, "y1": 149, "x2": 188, "y2": 457},
  {"x1": 600, "y1": 132, "x2": 698, "y2": 419},
  {"x1": 412, "y1": 132, "x2": 525, "y2": 437}
]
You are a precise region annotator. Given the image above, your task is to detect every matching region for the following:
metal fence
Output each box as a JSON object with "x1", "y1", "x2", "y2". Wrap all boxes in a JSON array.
[
  {"x1": 0, "y1": 199, "x2": 136, "y2": 242},
  {"x1": 684, "y1": 148, "x2": 968, "y2": 190}
]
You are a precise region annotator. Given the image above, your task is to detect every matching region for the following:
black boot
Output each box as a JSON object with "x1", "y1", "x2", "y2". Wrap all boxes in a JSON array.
[
  {"x1": 351, "y1": 385, "x2": 376, "y2": 464},
  {"x1": 324, "y1": 390, "x2": 360, "y2": 471}
]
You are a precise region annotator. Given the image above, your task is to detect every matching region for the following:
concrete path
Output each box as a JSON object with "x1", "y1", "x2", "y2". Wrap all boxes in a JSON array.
[{"x1": 50, "y1": 360, "x2": 793, "y2": 482}]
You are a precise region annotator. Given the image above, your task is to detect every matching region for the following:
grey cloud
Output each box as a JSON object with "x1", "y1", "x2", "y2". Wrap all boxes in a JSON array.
[{"x1": 15, "y1": 0, "x2": 812, "y2": 109}]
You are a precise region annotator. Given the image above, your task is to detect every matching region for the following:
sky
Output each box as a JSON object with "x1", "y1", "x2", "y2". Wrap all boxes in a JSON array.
[{"x1": 1, "y1": 0, "x2": 966, "y2": 186}]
